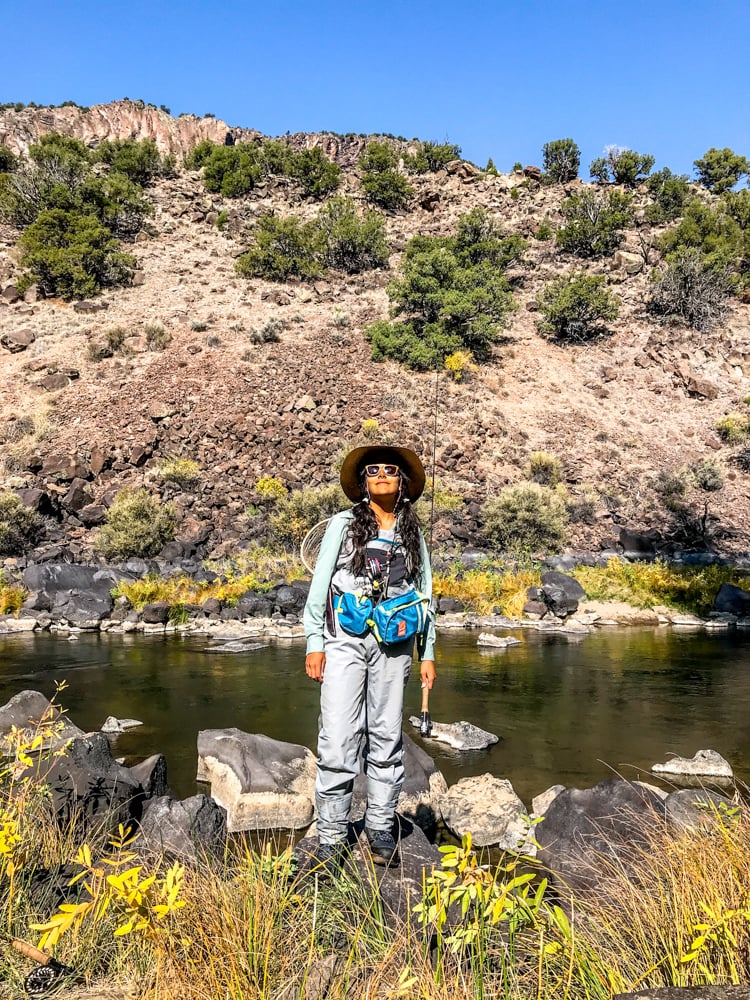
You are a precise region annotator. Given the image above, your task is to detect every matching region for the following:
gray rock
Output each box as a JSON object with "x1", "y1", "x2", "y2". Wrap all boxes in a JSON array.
[
  {"x1": 532, "y1": 783, "x2": 565, "y2": 817},
  {"x1": 714, "y1": 583, "x2": 750, "y2": 616},
  {"x1": 139, "y1": 794, "x2": 227, "y2": 860},
  {"x1": 59, "y1": 593, "x2": 113, "y2": 627},
  {"x1": 101, "y1": 716, "x2": 143, "y2": 733},
  {"x1": 536, "y1": 778, "x2": 666, "y2": 898},
  {"x1": 540, "y1": 570, "x2": 585, "y2": 616},
  {"x1": 408, "y1": 717, "x2": 499, "y2": 750},
  {"x1": 477, "y1": 632, "x2": 521, "y2": 648},
  {"x1": 0, "y1": 689, "x2": 85, "y2": 743},
  {"x1": 664, "y1": 788, "x2": 739, "y2": 832},
  {"x1": 1, "y1": 327, "x2": 35, "y2": 352},
  {"x1": 652, "y1": 749, "x2": 733, "y2": 779},
  {"x1": 141, "y1": 601, "x2": 170, "y2": 624},
  {"x1": 440, "y1": 773, "x2": 531, "y2": 850},
  {"x1": 196, "y1": 728, "x2": 317, "y2": 832},
  {"x1": 203, "y1": 640, "x2": 267, "y2": 654},
  {"x1": 129, "y1": 754, "x2": 170, "y2": 799},
  {"x1": 28, "y1": 731, "x2": 144, "y2": 834}
]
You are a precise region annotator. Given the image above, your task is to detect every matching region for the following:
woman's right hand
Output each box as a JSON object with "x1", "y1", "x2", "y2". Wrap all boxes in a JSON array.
[{"x1": 305, "y1": 652, "x2": 326, "y2": 683}]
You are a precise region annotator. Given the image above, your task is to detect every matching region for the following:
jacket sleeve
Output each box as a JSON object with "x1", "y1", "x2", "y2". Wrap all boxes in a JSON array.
[
  {"x1": 416, "y1": 531, "x2": 436, "y2": 661},
  {"x1": 303, "y1": 513, "x2": 349, "y2": 655}
]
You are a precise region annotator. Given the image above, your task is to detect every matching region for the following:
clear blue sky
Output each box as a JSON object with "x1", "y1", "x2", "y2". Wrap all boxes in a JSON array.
[{"x1": 1, "y1": 0, "x2": 748, "y2": 176}]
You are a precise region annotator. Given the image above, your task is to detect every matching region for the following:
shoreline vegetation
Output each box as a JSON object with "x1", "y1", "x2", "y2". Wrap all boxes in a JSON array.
[
  {"x1": 1, "y1": 703, "x2": 750, "y2": 999},
  {"x1": 3, "y1": 552, "x2": 750, "y2": 625}
]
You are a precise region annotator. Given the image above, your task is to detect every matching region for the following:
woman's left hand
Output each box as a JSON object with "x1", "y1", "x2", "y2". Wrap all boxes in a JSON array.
[{"x1": 420, "y1": 660, "x2": 436, "y2": 689}]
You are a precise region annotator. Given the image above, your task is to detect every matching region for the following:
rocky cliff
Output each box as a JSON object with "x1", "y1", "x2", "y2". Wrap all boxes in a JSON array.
[{"x1": 1, "y1": 103, "x2": 749, "y2": 568}]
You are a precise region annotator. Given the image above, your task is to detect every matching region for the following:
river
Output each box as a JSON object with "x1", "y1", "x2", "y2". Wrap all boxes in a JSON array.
[{"x1": 1, "y1": 625, "x2": 748, "y2": 807}]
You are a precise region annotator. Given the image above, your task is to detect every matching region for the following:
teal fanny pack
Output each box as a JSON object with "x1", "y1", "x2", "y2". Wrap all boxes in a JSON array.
[
  {"x1": 371, "y1": 590, "x2": 429, "y2": 645},
  {"x1": 334, "y1": 591, "x2": 373, "y2": 637},
  {"x1": 335, "y1": 589, "x2": 429, "y2": 645}
]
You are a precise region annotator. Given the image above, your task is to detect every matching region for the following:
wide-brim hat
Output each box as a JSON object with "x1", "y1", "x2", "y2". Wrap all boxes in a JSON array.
[{"x1": 340, "y1": 445, "x2": 426, "y2": 502}]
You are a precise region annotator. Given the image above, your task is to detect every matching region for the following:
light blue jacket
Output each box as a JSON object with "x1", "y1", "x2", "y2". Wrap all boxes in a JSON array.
[{"x1": 303, "y1": 509, "x2": 436, "y2": 660}]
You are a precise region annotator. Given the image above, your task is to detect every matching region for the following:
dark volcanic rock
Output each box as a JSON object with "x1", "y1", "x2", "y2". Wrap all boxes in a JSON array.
[
  {"x1": 138, "y1": 794, "x2": 227, "y2": 860},
  {"x1": 536, "y1": 778, "x2": 666, "y2": 899}
]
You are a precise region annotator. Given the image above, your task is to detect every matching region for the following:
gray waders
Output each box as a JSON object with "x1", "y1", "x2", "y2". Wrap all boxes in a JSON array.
[{"x1": 315, "y1": 626, "x2": 413, "y2": 845}]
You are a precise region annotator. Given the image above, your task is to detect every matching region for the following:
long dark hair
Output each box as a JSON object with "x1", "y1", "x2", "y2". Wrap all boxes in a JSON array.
[{"x1": 348, "y1": 469, "x2": 423, "y2": 579}]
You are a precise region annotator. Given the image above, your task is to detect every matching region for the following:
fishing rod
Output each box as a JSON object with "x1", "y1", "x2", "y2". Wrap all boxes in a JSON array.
[{"x1": 421, "y1": 367, "x2": 440, "y2": 738}]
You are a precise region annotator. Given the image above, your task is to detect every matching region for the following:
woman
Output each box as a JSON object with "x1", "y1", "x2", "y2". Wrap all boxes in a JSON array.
[{"x1": 303, "y1": 445, "x2": 436, "y2": 871}]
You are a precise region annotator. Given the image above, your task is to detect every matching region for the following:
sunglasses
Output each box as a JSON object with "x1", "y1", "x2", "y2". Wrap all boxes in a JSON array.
[{"x1": 365, "y1": 464, "x2": 400, "y2": 478}]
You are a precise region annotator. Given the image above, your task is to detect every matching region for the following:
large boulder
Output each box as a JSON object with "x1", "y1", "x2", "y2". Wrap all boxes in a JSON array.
[
  {"x1": 196, "y1": 728, "x2": 317, "y2": 832},
  {"x1": 440, "y1": 773, "x2": 530, "y2": 849},
  {"x1": 0, "y1": 689, "x2": 85, "y2": 744},
  {"x1": 138, "y1": 794, "x2": 227, "y2": 860},
  {"x1": 539, "y1": 570, "x2": 585, "y2": 616},
  {"x1": 713, "y1": 583, "x2": 750, "y2": 616},
  {"x1": 535, "y1": 778, "x2": 666, "y2": 897},
  {"x1": 619, "y1": 527, "x2": 661, "y2": 559},
  {"x1": 21, "y1": 564, "x2": 128, "y2": 624},
  {"x1": 664, "y1": 788, "x2": 739, "y2": 832},
  {"x1": 128, "y1": 754, "x2": 170, "y2": 800},
  {"x1": 26, "y1": 732, "x2": 144, "y2": 834}
]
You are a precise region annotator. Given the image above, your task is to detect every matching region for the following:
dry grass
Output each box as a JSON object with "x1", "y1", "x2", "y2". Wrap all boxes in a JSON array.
[
  {"x1": 572, "y1": 559, "x2": 749, "y2": 615},
  {"x1": 433, "y1": 568, "x2": 541, "y2": 616},
  {"x1": 112, "y1": 546, "x2": 305, "y2": 610}
]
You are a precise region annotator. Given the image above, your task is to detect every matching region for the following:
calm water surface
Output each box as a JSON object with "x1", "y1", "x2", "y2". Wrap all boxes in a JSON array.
[{"x1": 1, "y1": 626, "x2": 749, "y2": 806}]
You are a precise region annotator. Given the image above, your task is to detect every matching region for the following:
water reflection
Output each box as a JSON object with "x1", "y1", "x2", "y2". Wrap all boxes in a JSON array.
[{"x1": 1, "y1": 626, "x2": 749, "y2": 807}]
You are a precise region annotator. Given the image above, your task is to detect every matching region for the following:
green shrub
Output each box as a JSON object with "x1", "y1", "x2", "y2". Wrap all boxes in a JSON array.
[
  {"x1": 535, "y1": 217, "x2": 553, "y2": 241},
  {"x1": 658, "y1": 198, "x2": 748, "y2": 290},
  {"x1": 257, "y1": 139, "x2": 293, "y2": 177},
  {"x1": 315, "y1": 195, "x2": 389, "y2": 273},
  {"x1": 484, "y1": 158, "x2": 499, "y2": 176},
  {"x1": 79, "y1": 170, "x2": 153, "y2": 238},
  {"x1": 691, "y1": 458, "x2": 724, "y2": 492},
  {"x1": 235, "y1": 213, "x2": 320, "y2": 281},
  {"x1": 359, "y1": 141, "x2": 412, "y2": 210},
  {"x1": 0, "y1": 145, "x2": 16, "y2": 172},
  {"x1": 367, "y1": 208, "x2": 519, "y2": 370},
  {"x1": 18, "y1": 209, "x2": 135, "y2": 299},
  {"x1": 0, "y1": 491, "x2": 44, "y2": 556},
  {"x1": 542, "y1": 138, "x2": 580, "y2": 183},
  {"x1": 269, "y1": 483, "x2": 347, "y2": 547},
  {"x1": 648, "y1": 248, "x2": 732, "y2": 332},
  {"x1": 93, "y1": 139, "x2": 173, "y2": 185},
  {"x1": 105, "y1": 326, "x2": 131, "y2": 354},
  {"x1": 247, "y1": 318, "x2": 286, "y2": 344},
  {"x1": 556, "y1": 189, "x2": 633, "y2": 257},
  {"x1": 715, "y1": 413, "x2": 750, "y2": 443},
  {"x1": 145, "y1": 322, "x2": 172, "y2": 350},
  {"x1": 406, "y1": 140, "x2": 462, "y2": 173},
  {"x1": 287, "y1": 146, "x2": 341, "y2": 199},
  {"x1": 96, "y1": 488, "x2": 176, "y2": 561},
  {"x1": 157, "y1": 457, "x2": 201, "y2": 490},
  {"x1": 200, "y1": 145, "x2": 260, "y2": 197},
  {"x1": 527, "y1": 451, "x2": 562, "y2": 486},
  {"x1": 694, "y1": 147, "x2": 750, "y2": 193},
  {"x1": 589, "y1": 146, "x2": 654, "y2": 186},
  {"x1": 482, "y1": 483, "x2": 568, "y2": 555},
  {"x1": 184, "y1": 139, "x2": 219, "y2": 170},
  {"x1": 536, "y1": 273, "x2": 620, "y2": 341},
  {"x1": 645, "y1": 168, "x2": 691, "y2": 223}
]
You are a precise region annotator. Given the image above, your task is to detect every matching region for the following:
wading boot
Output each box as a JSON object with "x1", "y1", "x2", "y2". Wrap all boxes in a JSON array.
[
  {"x1": 365, "y1": 828, "x2": 400, "y2": 868},
  {"x1": 311, "y1": 841, "x2": 349, "y2": 879}
]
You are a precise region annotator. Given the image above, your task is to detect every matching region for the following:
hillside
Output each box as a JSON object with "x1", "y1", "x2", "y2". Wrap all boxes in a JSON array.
[{"x1": 1, "y1": 101, "x2": 749, "y2": 567}]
